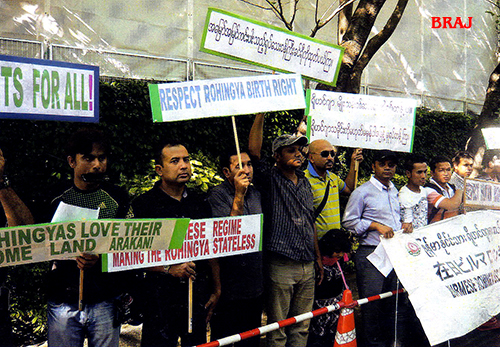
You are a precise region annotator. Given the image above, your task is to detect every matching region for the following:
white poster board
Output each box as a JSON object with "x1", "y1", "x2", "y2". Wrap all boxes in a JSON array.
[
  {"x1": 482, "y1": 128, "x2": 500, "y2": 150},
  {"x1": 465, "y1": 178, "x2": 500, "y2": 210},
  {"x1": 306, "y1": 90, "x2": 417, "y2": 152},
  {"x1": 0, "y1": 54, "x2": 99, "y2": 122},
  {"x1": 200, "y1": 8, "x2": 344, "y2": 85}
]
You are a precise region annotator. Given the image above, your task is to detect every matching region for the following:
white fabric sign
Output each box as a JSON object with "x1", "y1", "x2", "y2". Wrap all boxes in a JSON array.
[
  {"x1": 381, "y1": 211, "x2": 500, "y2": 345},
  {"x1": 149, "y1": 74, "x2": 305, "y2": 122},
  {"x1": 200, "y1": 8, "x2": 344, "y2": 85},
  {"x1": 103, "y1": 214, "x2": 263, "y2": 272},
  {"x1": 306, "y1": 90, "x2": 417, "y2": 152}
]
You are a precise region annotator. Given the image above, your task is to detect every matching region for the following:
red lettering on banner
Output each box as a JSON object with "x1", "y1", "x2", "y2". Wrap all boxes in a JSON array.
[
  {"x1": 212, "y1": 218, "x2": 242, "y2": 237},
  {"x1": 212, "y1": 233, "x2": 256, "y2": 255},
  {"x1": 187, "y1": 221, "x2": 206, "y2": 240},
  {"x1": 113, "y1": 251, "x2": 145, "y2": 267},
  {"x1": 147, "y1": 250, "x2": 162, "y2": 262},
  {"x1": 164, "y1": 239, "x2": 209, "y2": 260}
]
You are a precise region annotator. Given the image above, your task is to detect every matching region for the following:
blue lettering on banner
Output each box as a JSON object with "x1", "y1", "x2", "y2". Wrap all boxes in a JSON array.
[
  {"x1": 157, "y1": 76, "x2": 299, "y2": 112},
  {"x1": 159, "y1": 85, "x2": 202, "y2": 111},
  {"x1": 203, "y1": 81, "x2": 247, "y2": 103}
]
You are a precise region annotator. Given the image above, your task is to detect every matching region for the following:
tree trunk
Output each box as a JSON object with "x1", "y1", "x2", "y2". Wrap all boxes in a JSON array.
[
  {"x1": 318, "y1": 0, "x2": 409, "y2": 94},
  {"x1": 466, "y1": 61, "x2": 500, "y2": 176}
]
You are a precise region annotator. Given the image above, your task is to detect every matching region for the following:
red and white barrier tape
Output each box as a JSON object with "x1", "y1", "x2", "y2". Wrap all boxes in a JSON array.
[{"x1": 196, "y1": 288, "x2": 405, "y2": 347}]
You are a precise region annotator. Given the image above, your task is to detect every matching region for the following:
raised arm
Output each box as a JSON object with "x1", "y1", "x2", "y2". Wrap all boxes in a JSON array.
[
  {"x1": 230, "y1": 170, "x2": 251, "y2": 216},
  {"x1": 342, "y1": 148, "x2": 363, "y2": 195},
  {"x1": 0, "y1": 149, "x2": 34, "y2": 226},
  {"x1": 248, "y1": 113, "x2": 265, "y2": 159}
]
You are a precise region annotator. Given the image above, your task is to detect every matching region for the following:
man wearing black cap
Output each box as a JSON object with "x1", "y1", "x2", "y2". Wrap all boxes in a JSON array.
[
  {"x1": 343, "y1": 150, "x2": 401, "y2": 347},
  {"x1": 248, "y1": 114, "x2": 323, "y2": 347}
]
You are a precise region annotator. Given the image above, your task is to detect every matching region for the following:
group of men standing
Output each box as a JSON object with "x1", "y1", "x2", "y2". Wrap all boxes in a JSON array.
[{"x1": 0, "y1": 114, "x2": 491, "y2": 347}]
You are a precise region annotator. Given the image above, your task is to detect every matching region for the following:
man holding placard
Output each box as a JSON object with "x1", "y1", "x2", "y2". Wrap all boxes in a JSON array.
[
  {"x1": 46, "y1": 128, "x2": 132, "y2": 347},
  {"x1": 342, "y1": 150, "x2": 401, "y2": 347},
  {"x1": 248, "y1": 114, "x2": 322, "y2": 347},
  {"x1": 207, "y1": 148, "x2": 263, "y2": 347},
  {"x1": 131, "y1": 141, "x2": 220, "y2": 347},
  {"x1": 305, "y1": 139, "x2": 362, "y2": 239}
]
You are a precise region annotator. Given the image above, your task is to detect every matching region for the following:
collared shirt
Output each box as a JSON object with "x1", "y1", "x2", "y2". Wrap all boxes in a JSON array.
[
  {"x1": 305, "y1": 162, "x2": 346, "y2": 239},
  {"x1": 342, "y1": 176, "x2": 401, "y2": 246},
  {"x1": 131, "y1": 181, "x2": 211, "y2": 220},
  {"x1": 131, "y1": 180, "x2": 212, "y2": 275},
  {"x1": 207, "y1": 179, "x2": 263, "y2": 301},
  {"x1": 208, "y1": 179, "x2": 262, "y2": 217},
  {"x1": 251, "y1": 156, "x2": 316, "y2": 262},
  {"x1": 449, "y1": 172, "x2": 465, "y2": 191}
]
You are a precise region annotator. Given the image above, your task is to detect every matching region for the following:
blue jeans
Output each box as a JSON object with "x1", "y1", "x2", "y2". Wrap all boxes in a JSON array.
[{"x1": 48, "y1": 300, "x2": 119, "y2": 347}]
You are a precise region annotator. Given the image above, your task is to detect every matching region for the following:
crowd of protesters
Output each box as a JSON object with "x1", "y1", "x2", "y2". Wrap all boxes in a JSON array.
[{"x1": 0, "y1": 114, "x2": 498, "y2": 347}]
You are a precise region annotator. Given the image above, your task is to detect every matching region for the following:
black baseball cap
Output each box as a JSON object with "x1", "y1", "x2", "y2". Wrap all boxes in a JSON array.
[{"x1": 373, "y1": 150, "x2": 398, "y2": 164}]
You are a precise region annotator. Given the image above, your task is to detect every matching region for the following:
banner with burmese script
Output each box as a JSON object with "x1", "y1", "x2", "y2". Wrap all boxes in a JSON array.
[
  {"x1": 200, "y1": 8, "x2": 344, "y2": 85},
  {"x1": 102, "y1": 214, "x2": 263, "y2": 272},
  {"x1": 381, "y1": 211, "x2": 500, "y2": 345},
  {"x1": 0, "y1": 218, "x2": 189, "y2": 267},
  {"x1": 306, "y1": 90, "x2": 417, "y2": 152}
]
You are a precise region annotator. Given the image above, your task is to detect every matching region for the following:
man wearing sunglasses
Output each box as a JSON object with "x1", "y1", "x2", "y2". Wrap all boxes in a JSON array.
[{"x1": 305, "y1": 139, "x2": 362, "y2": 240}]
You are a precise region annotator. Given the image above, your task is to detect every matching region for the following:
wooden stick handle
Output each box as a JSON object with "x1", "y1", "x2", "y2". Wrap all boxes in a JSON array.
[
  {"x1": 231, "y1": 116, "x2": 242, "y2": 169},
  {"x1": 78, "y1": 269, "x2": 84, "y2": 311},
  {"x1": 354, "y1": 160, "x2": 359, "y2": 188},
  {"x1": 188, "y1": 277, "x2": 193, "y2": 333}
]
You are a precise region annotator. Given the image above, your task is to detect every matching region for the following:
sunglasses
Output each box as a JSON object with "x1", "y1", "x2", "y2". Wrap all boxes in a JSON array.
[{"x1": 313, "y1": 150, "x2": 337, "y2": 158}]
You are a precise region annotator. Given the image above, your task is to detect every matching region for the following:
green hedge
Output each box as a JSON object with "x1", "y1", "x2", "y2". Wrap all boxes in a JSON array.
[{"x1": 0, "y1": 79, "x2": 478, "y2": 345}]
